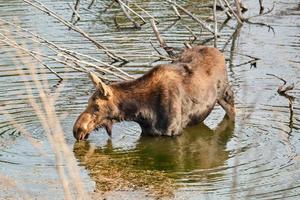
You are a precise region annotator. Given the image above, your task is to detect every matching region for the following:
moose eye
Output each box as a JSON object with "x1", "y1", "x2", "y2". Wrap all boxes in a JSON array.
[{"x1": 94, "y1": 106, "x2": 100, "y2": 112}]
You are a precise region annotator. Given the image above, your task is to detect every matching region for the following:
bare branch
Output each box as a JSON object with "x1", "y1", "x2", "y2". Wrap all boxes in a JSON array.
[
  {"x1": 165, "y1": 0, "x2": 216, "y2": 35},
  {"x1": 23, "y1": 0, "x2": 127, "y2": 62},
  {"x1": 150, "y1": 19, "x2": 175, "y2": 57},
  {"x1": 0, "y1": 33, "x2": 63, "y2": 81},
  {"x1": 116, "y1": 0, "x2": 141, "y2": 28},
  {"x1": 117, "y1": 0, "x2": 146, "y2": 25},
  {"x1": 222, "y1": 0, "x2": 243, "y2": 24}
]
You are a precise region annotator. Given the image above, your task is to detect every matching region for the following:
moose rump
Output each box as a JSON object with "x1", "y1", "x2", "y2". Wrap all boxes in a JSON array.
[{"x1": 73, "y1": 45, "x2": 235, "y2": 140}]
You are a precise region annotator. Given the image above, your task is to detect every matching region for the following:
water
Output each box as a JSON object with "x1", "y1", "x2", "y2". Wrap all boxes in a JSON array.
[{"x1": 0, "y1": 0, "x2": 300, "y2": 199}]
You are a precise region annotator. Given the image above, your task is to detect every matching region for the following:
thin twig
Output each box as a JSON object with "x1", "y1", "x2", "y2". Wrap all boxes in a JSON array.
[
  {"x1": 103, "y1": 0, "x2": 115, "y2": 12},
  {"x1": 116, "y1": 0, "x2": 141, "y2": 28},
  {"x1": 150, "y1": 41, "x2": 162, "y2": 55},
  {"x1": 266, "y1": 73, "x2": 295, "y2": 95},
  {"x1": 266, "y1": 73, "x2": 287, "y2": 85},
  {"x1": 184, "y1": 42, "x2": 192, "y2": 49},
  {"x1": 234, "y1": 0, "x2": 244, "y2": 21},
  {"x1": 132, "y1": 2, "x2": 159, "y2": 24},
  {"x1": 70, "y1": 0, "x2": 80, "y2": 23},
  {"x1": 246, "y1": 3, "x2": 275, "y2": 20},
  {"x1": 213, "y1": 0, "x2": 218, "y2": 47},
  {"x1": 218, "y1": 0, "x2": 232, "y2": 18},
  {"x1": 244, "y1": 19, "x2": 275, "y2": 35},
  {"x1": 222, "y1": 0, "x2": 243, "y2": 24},
  {"x1": 69, "y1": 2, "x2": 81, "y2": 26},
  {"x1": 236, "y1": 58, "x2": 258, "y2": 68},
  {"x1": 88, "y1": 0, "x2": 96, "y2": 9},
  {"x1": 266, "y1": 73, "x2": 295, "y2": 124},
  {"x1": 171, "y1": 5, "x2": 181, "y2": 19},
  {"x1": 165, "y1": 0, "x2": 216, "y2": 35},
  {"x1": 183, "y1": 25, "x2": 197, "y2": 43},
  {"x1": 117, "y1": 0, "x2": 146, "y2": 24}
]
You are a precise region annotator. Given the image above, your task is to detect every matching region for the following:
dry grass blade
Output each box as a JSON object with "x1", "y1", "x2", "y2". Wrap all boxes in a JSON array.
[{"x1": 1, "y1": 30, "x2": 90, "y2": 199}]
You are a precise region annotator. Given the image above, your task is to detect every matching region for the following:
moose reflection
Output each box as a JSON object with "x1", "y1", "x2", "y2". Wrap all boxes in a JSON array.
[{"x1": 73, "y1": 116, "x2": 234, "y2": 191}]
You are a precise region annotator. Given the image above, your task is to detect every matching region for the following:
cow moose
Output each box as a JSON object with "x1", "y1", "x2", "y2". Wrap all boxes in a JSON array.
[{"x1": 73, "y1": 45, "x2": 235, "y2": 140}]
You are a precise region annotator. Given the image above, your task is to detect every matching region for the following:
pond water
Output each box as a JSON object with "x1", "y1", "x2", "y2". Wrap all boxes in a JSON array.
[{"x1": 0, "y1": 0, "x2": 299, "y2": 199}]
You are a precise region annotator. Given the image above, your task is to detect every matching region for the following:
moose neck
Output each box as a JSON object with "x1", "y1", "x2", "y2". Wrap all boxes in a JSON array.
[{"x1": 111, "y1": 81, "x2": 156, "y2": 124}]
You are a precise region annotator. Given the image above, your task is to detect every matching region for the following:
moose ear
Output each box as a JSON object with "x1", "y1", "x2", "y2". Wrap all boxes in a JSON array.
[{"x1": 89, "y1": 72, "x2": 112, "y2": 97}]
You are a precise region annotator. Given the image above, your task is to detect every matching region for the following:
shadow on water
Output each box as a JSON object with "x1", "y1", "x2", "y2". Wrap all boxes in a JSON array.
[{"x1": 73, "y1": 116, "x2": 234, "y2": 193}]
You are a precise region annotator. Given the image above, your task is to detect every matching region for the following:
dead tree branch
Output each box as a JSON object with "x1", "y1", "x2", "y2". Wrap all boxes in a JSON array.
[
  {"x1": 218, "y1": 0, "x2": 232, "y2": 18},
  {"x1": 23, "y1": 0, "x2": 127, "y2": 62},
  {"x1": 117, "y1": 0, "x2": 146, "y2": 25},
  {"x1": 266, "y1": 73, "x2": 295, "y2": 132},
  {"x1": 116, "y1": 0, "x2": 141, "y2": 28},
  {"x1": 0, "y1": 33, "x2": 63, "y2": 80},
  {"x1": 171, "y1": 5, "x2": 181, "y2": 19},
  {"x1": 222, "y1": 0, "x2": 243, "y2": 24},
  {"x1": 165, "y1": 0, "x2": 216, "y2": 35},
  {"x1": 150, "y1": 19, "x2": 175, "y2": 58},
  {"x1": 0, "y1": 18, "x2": 134, "y2": 80}
]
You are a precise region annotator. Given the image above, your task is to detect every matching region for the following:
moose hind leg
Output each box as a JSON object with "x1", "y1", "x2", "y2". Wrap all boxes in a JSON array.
[{"x1": 218, "y1": 86, "x2": 235, "y2": 120}]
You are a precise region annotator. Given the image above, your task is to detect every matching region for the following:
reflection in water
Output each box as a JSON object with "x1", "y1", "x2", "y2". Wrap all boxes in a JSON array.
[{"x1": 73, "y1": 116, "x2": 234, "y2": 193}]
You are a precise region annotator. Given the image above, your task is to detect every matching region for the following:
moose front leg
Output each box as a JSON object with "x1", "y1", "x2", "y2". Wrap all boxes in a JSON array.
[
  {"x1": 163, "y1": 98, "x2": 182, "y2": 136},
  {"x1": 218, "y1": 86, "x2": 235, "y2": 120}
]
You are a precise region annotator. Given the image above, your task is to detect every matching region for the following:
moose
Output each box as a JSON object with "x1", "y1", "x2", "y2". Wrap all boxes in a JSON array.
[{"x1": 73, "y1": 45, "x2": 235, "y2": 140}]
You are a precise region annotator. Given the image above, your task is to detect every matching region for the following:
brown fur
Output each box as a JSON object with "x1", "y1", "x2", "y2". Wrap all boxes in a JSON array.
[{"x1": 73, "y1": 45, "x2": 235, "y2": 140}]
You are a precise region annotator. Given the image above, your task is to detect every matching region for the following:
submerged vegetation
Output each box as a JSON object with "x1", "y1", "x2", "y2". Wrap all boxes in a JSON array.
[{"x1": 74, "y1": 142, "x2": 175, "y2": 197}]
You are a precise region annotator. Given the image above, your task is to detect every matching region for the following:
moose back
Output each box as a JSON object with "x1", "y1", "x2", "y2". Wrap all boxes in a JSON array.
[{"x1": 73, "y1": 45, "x2": 235, "y2": 140}]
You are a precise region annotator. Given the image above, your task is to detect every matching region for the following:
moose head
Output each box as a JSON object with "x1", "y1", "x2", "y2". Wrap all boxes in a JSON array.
[{"x1": 73, "y1": 73, "x2": 119, "y2": 140}]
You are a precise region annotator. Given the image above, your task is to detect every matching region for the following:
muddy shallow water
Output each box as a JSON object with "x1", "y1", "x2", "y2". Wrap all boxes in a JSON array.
[{"x1": 0, "y1": 0, "x2": 300, "y2": 199}]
